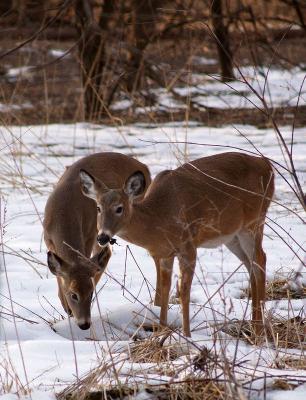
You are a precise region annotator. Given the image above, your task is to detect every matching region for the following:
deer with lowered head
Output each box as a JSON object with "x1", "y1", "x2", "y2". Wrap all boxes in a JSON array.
[
  {"x1": 80, "y1": 152, "x2": 274, "y2": 337},
  {"x1": 43, "y1": 152, "x2": 151, "y2": 330}
]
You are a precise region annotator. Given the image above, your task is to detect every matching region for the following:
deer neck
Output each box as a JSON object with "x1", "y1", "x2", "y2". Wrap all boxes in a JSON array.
[{"x1": 118, "y1": 201, "x2": 162, "y2": 250}]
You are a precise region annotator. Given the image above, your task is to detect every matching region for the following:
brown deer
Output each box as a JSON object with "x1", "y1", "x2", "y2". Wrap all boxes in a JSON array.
[
  {"x1": 80, "y1": 152, "x2": 274, "y2": 337},
  {"x1": 43, "y1": 152, "x2": 151, "y2": 330}
]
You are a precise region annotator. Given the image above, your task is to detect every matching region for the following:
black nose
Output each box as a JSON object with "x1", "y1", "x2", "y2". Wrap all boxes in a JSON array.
[
  {"x1": 97, "y1": 233, "x2": 110, "y2": 246},
  {"x1": 78, "y1": 322, "x2": 90, "y2": 330}
]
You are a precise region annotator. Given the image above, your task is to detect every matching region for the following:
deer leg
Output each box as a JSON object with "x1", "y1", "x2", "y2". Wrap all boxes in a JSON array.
[
  {"x1": 153, "y1": 256, "x2": 161, "y2": 306},
  {"x1": 237, "y1": 229, "x2": 266, "y2": 335},
  {"x1": 178, "y1": 247, "x2": 196, "y2": 337},
  {"x1": 159, "y1": 257, "x2": 174, "y2": 329}
]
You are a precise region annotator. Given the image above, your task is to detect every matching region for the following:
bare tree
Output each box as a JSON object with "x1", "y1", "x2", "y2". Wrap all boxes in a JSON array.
[
  {"x1": 211, "y1": 0, "x2": 235, "y2": 82},
  {"x1": 126, "y1": 0, "x2": 162, "y2": 94},
  {"x1": 75, "y1": 0, "x2": 107, "y2": 120}
]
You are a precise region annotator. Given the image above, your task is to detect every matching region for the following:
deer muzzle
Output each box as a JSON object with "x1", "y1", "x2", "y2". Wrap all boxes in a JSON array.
[
  {"x1": 97, "y1": 232, "x2": 111, "y2": 246},
  {"x1": 78, "y1": 321, "x2": 91, "y2": 330}
]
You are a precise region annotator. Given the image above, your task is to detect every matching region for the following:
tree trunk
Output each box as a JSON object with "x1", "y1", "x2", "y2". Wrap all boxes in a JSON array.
[
  {"x1": 75, "y1": 0, "x2": 107, "y2": 121},
  {"x1": 211, "y1": 0, "x2": 235, "y2": 82},
  {"x1": 126, "y1": 0, "x2": 161, "y2": 94}
]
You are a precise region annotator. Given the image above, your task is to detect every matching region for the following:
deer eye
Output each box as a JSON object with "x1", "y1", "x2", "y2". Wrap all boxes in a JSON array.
[
  {"x1": 115, "y1": 205, "x2": 123, "y2": 215},
  {"x1": 70, "y1": 293, "x2": 79, "y2": 302},
  {"x1": 97, "y1": 206, "x2": 101, "y2": 213}
]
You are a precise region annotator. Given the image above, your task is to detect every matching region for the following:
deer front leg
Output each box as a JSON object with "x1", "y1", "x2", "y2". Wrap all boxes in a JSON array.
[
  {"x1": 159, "y1": 257, "x2": 174, "y2": 329},
  {"x1": 153, "y1": 256, "x2": 161, "y2": 306},
  {"x1": 178, "y1": 246, "x2": 196, "y2": 337}
]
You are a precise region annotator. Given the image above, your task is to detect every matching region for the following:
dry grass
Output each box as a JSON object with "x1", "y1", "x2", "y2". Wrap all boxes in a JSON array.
[
  {"x1": 266, "y1": 315, "x2": 306, "y2": 349},
  {"x1": 221, "y1": 315, "x2": 306, "y2": 349},
  {"x1": 241, "y1": 277, "x2": 306, "y2": 301},
  {"x1": 129, "y1": 329, "x2": 187, "y2": 363},
  {"x1": 63, "y1": 379, "x2": 230, "y2": 400},
  {"x1": 59, "y1": 333, "x2": 229, "y2": 400},
  {"x1": 274, "y1": 356, "x2": 306, "y2": 370},
  {"x1": 272, "y1": 379, "x2": 301, "y2": 391},
  {"x1": 156, "y1": 380, "x2": 231, "y2": 400}
]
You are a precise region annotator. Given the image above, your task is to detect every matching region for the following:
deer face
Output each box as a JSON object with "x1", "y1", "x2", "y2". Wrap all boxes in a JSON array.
[
  {"x1": 47, "y1": 247, "x2": 111, "y2": 329},
  {"x1": 80, "y1": 169, "x2": 146, "y2": 247}
]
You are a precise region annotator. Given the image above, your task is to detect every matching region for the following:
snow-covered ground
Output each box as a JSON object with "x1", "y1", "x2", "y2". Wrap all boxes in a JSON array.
[
  {"x1": 0, "y1": 119, "x2": 305, "y2": 399},
  {"x1": 110, "y1": 66, "x2": 306, "y2": 112}
]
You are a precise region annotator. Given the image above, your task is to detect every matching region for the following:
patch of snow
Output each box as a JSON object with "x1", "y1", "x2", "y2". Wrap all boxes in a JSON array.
[
  {"x1": 6, "y1": 66, "x2": 34, "y2": 78},
  {"x1": 163, "y1": 66, "x2": 306, "y2": 109},
  {"x1": 111, "y1": 99, "x2": 133, "y2": 111},
  {"x1": 49, "y1": 49, "x2": 67, "y2": 58},
  {"x1": 191, "y1": 56, "x2": 218, "y2": 65},
  {"x1": 0, "y1": 103, "x2": 33, "y2": 112}
]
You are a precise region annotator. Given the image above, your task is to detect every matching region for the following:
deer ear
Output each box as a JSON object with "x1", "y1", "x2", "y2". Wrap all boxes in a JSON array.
[
  {"x1": 80, "y1": 169, "x2": 97, "y2": 201},
  {"x1": 91, "y1": 246, "x2": 112, "y2": 273},
  {"x1": 124, "y1": 171, "x2": 146, "y2": 199},
  {"x1": 47, "y1": 251, "x2": 64, "y2": 276}
]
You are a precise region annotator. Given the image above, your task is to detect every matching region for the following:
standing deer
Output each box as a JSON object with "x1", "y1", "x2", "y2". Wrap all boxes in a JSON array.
[
  {"x1": 43, "y1": 152, "x2": 151, "y2": 330},
  {"x1": 80, "y1": 152, "x2": 274, "y2": 337}
]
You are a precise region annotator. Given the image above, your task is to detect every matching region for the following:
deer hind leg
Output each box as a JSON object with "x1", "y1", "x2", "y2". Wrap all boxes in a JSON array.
[
  {"x1": 177, "y1": 246, "x2": 196, "y2": 337},
  {"x1": 159, "y1": 257, "x2": 174, "y2": 330},
  {"x1": 236, "y1": 228, "x2": 266, "y2": 335},
  {"x1": 153, "y1": 256, "x2": 162, "y2": 307}
]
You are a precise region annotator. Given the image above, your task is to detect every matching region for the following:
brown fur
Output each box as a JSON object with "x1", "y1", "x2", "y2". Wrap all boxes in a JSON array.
[
  {"x1": 44, "y1": 152, "x2": 151, "y2": 327},
  {"x1": 82, "y1": 152, "x2": 274, "y2": 336}
]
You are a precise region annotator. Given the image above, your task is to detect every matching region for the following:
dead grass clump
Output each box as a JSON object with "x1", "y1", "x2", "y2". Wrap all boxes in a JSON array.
[
  {"x1": 157, "y1": 379, "x2": 230, "y2": 400},
  {"x1": 64, "y1": 385, "x2": 134, "y2": 400},
  {"x1": 266, "y1": 315, "x2": 306, "y2": 349},
  {"x1": 241, "y1": 278, "x2": 306, "y2": 300},
  {"x1": 221, "y1": 315, "x2": 306, "y2": 349},
  {"x1": 220, "y1": 320, "x2": 256, "y2": 345},
  {"x1": 63, "y1": 380, "x2": 229, "y2": 400},
  {"x1": 272, "y1": 379, "x2": 300, "y2": 391},
  {"x1": 274, "y1": 356, "x2": 306, "y2": 370},
  {"x1": 129, "y1": 329, "x2": 184, "y2": 363}
]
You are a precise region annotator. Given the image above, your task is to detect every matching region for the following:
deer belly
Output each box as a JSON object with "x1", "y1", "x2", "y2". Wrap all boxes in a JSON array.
[{"x1": 199, "y1": 233, "x2": 236, "y2": 248}]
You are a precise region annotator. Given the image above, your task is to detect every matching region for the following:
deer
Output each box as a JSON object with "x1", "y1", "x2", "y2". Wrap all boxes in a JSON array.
[
  {"x1": 43, "y1": 152, "x2": 151, "y2": 330},
  {"x1": 79, "y1": 152, "x2": 274, "y2": 337}
]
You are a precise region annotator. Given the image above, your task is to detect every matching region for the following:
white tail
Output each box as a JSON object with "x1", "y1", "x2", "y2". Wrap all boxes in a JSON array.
[
  {"x1": 43, "y1": 152, "x2": 151, "y2": 329},
  {"x1": 80, "y1": 152, "x2": 274, "y2": 337}
]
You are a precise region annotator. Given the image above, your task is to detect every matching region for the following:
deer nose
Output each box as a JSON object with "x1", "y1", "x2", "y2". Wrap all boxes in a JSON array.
[
  {"x1": 97, "y1": 233, "x2": 110, "y2": 246},
  {"x1": 78, "y1": 321, "x2": 91, "y2": 330}
]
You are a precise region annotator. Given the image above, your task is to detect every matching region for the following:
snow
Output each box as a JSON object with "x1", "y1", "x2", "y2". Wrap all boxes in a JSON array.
[
  {"x1": 0, "y1": 103, "x2": 33, "y2": 113},
  {"x1": 0, "y1": 72, "x2": 306, "y2": 398},
  {"x1": 48, "y1": 49, "x2": 67, "y2": 58},
  {"x1": 130, "y1": 66, "x2": 306, "y2": 111},
  {"x1": 5, "y1": 67, "x2": 34, "y2": 82}
]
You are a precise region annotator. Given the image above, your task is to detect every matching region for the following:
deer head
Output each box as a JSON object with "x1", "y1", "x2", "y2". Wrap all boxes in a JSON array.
[
  {"x1": 79, "y1": 169, "x2": 146, "y2": 247},
  {"x1": 47, "y1": 247, "x2": 111, "y2": 329}
]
